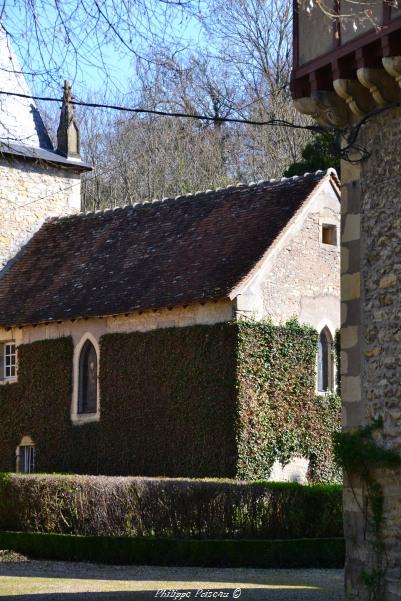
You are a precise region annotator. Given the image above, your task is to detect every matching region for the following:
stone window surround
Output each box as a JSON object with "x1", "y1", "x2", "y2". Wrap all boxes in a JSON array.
[
  {"x1": 319, "y1": 218, "x2": 339, "y2": 247},
  {"x1": 0, "y1": 340, "x2": 18, "y2": 385},
  {"x1": 71, "y1": 332, "x2": 100, "y2": 425},
  {"x1": 315, "y1": 319, "x2": 337, "y2": 395}
]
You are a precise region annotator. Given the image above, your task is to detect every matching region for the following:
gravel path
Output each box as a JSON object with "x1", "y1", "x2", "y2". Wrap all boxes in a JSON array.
[{"x1": 0, "y1": 561, "x2": 344, "y2": 600}]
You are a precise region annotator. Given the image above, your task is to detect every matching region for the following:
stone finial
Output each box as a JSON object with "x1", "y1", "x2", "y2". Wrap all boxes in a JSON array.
[{"x1": 57, "y1": 80, "x2": 80, "y2": 158}]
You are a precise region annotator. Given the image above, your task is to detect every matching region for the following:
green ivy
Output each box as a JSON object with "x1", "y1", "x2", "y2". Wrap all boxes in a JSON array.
[
  {"x1": 334, "y1": 417, "x2": 401, "y2": 601},
  {"x1": 0, "y1": 338, "x2": 73, "y2": 473},
  {"x1": 0, "y1": 321, "x2": 341, "y2": 481},
  {"x1": 236, "y1": 319, "x2": 341, "y2": 482}
]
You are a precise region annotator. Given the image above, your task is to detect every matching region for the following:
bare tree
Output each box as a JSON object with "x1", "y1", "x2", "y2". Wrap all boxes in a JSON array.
[
  {"x1": 0, "y1": 0, "x2": 200, "y2": 93},
  {"x1": 1, "y1": 0, "x2": 321, "y2": 208},
  {"x1": 205, "y1": 0, "x2": 312, "y2": 178},
  {"x1": 79, "y1": 0, "x2": 316, "y2": 208}
]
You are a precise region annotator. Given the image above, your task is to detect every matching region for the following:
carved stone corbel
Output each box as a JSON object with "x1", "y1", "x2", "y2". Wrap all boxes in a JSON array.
[
  {"x1": 293, "y1": 91, "x2": 349, "y2": 127},
  {"x1": 357, "y1": 68, "x2": 401, "y2": 106},
  {"x1": 333, "y1": 79, "x2": 376, "y2": 117},
  {"x1": 382, "y1": 56, "x2": 401, "y2": 89}
]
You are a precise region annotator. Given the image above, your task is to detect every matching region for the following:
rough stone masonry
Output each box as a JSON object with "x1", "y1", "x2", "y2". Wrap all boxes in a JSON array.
[
  {"x1": 0, "y1": 157, "x2": 81, "y2": 274},
  {"x1": 342, "y1": 107, "x2": 401, "y2": 600}
]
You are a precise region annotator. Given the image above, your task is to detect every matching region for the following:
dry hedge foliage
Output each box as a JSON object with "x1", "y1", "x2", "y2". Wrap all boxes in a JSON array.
[{"x1": 0, "y1": 474, "x2": 342, "y2": 539}]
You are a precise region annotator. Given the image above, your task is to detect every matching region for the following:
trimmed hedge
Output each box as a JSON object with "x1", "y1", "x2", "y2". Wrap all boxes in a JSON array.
[
  {"x1": 0, "y1": 475, "x2": 342, "y2": 539},
  {"x1": 0, "y1": 320, "x2": 341, "y2": 479},
  {"x1": 0, "y1": 531, "x2": 345, "y2": 568}
]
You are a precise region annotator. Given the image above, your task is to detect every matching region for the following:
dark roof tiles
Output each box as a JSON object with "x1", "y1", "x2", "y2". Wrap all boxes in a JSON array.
[{"x1": 0, "y1": 169, "x2": 338, "y2": 327}]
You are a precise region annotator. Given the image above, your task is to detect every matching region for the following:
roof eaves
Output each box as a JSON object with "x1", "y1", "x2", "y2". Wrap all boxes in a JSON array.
[
  {"x1": 0, "y1": 144, "x2": 92, "y2": 172},
  {"x1": 0, "y1": 296, "x2": 232, "y2": 330}
]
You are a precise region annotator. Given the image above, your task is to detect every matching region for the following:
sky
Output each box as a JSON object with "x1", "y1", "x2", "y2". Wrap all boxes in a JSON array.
[{"x1": 1, "y1": 0, "x2": 208, "y2": 102}]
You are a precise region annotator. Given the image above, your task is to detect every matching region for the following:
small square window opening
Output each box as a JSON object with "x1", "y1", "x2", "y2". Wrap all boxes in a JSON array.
[
  {"x1": 4, "y1": 343, "x2": 16, "y2": 379},
  {"x1": 322, "y1": 224, "x2": 337, "y2": 246}
]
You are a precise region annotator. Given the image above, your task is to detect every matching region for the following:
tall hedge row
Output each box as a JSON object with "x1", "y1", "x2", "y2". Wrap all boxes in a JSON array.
[
  {"x1": 0, "y1": 320, "x2": 341, "y2": 479},
  {"x1": 0, "y1": 474, "x2": 343, "y2": 540}
]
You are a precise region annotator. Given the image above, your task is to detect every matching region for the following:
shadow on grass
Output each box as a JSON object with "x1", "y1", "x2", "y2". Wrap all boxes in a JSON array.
[
  {"x1": 1, "y1": 590, "x2": 344, "y2": 601},
  {"x1": 0, "y1": 562, "x2": 343, "y2": 584}
]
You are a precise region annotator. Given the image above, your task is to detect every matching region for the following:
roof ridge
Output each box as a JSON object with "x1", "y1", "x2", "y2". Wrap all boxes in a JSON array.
[{"x1": 50, "y1": 168, "x2": 336, "y2": 222}]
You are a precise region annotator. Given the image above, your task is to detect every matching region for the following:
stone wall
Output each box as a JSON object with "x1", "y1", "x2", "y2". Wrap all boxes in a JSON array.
[
  {"x1": 0, "y1": 157, "x2": 81, "y2": 273},
  {"x1": 235, "y1": 178, "x2": 341, "y2": 335},
  {"x1": 342, "y1": 107, "x2": 401, "y2": 600},
  {"x1": 0, "y1": 299, "x2": 233, "y2": 349}
]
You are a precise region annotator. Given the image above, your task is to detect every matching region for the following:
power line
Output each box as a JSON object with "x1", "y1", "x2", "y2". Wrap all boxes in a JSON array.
[
  {"x1": 0, "y1": 89, "x2": 326, "y2": 133},
  {"x1": 0, "y1": 88, "x2": 378, "y2": 162}
]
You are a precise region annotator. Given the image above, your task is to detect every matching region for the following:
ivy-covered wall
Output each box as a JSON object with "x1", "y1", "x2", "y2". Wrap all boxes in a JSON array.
[
  {"x1": 0, "y1": 321, "x2": 341, "y2": 480},
  {"x1": 0, "y1": 338, "x2": 73, "y2": 473},
  {"x1": 236, "y1": 321, "x2": 341, "y2": 482},
  {"x1": 89, "y1": 324, "x2": 238, "y2": 476}
]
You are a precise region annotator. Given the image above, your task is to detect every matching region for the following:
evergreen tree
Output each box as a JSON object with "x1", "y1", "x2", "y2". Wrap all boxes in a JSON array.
[{"x1": 284, "y1": 131, "x2": 340, "y2": 177}]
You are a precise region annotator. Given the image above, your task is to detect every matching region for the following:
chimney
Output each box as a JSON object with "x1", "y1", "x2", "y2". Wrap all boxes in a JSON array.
[{"x1": 57, "y1": 80, "x2": 80, "y2": 158}]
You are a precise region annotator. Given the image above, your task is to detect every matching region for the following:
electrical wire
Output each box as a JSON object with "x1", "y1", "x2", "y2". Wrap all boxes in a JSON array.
[
  {"x1": 0, "y1": 89, "x2": 327, "y2": 133},
  {"x1": 0, "y1": 86, "x2": 385, "y2": 163}
]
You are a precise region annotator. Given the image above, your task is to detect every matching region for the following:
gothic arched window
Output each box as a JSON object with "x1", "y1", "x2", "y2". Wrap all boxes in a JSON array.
[
  {"x1": 318, "y1": 327, "x2": 334, "y2": 392},
  {"x1": 78, "y1": 340, "x2": 98, "y2": 414}
]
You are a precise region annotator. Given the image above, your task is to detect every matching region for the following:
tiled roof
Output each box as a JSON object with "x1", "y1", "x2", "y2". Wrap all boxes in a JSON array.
[{"x1": 0, "y1": 170, "x2": 338, "y2": 327}]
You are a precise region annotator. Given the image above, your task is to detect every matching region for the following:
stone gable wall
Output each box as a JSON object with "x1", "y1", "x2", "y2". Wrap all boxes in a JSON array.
[
  {"x1": 0, "y1": 157, "x2": 81, "y2": 274},
  {"x1": 235, "y1": 181, "x2": 341, "y2": 335},
  {"x1": 261, "y1": 202, "x2": 339, "y2": 328}
]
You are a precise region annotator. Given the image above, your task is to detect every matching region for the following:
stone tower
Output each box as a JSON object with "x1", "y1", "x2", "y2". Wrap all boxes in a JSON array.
[
  {"x1": 292, "y1": 5, "x2": 401, "y2": 600},
  {"x1": 0, "y1": 28, "x2": 91, "y2": 275}
]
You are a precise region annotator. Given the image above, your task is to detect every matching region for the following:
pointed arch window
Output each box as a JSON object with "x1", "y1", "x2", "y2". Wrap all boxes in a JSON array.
[
  {"x1": 78, "y1": 340, "x2": 98, "y2": 414},
  {"x1": 318, "y1": 327, "x2": 334, "y2": 392}
]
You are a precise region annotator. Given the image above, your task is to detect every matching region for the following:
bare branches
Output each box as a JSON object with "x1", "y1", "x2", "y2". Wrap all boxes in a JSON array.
[
  {"x1": 1, "y1": 0, "x2": 199, "y2": 93},
  {"x1": 0, "y1": 0, "x2": 325, "y2": 211}
]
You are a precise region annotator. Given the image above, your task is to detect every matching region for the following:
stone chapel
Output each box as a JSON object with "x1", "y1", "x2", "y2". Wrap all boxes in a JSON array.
[{"x1": 0, "y1": 29, "x2": 341, "y2": 481}]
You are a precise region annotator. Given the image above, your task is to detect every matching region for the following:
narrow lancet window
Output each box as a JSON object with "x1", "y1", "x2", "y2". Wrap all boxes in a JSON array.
[
  {"x1": 78, "y1": 340, "x2": 98, "y2": 414},
  {"x1": 318, "y1": 327, "x2": 334, "y2": 392}
]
